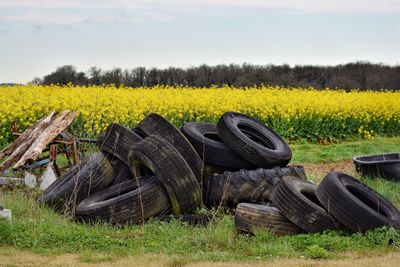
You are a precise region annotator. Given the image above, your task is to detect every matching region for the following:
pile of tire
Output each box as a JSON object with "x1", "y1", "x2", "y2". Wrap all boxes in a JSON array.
[
  {"x1": 38, "y1": 111, "x2": 400, "y2": 233},
  {"x1": 235, "y1": 171, "x2": 400, "y2": 235},
  {"x1": 38, "y1": 112, "x2": 304, "y2": 224}
]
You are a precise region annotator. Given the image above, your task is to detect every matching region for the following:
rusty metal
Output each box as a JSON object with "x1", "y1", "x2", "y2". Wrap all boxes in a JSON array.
[
  {"x1": 72, "y1": 140, "x2": 80, "y2": 165},
  {"x1": 49, "y1": 144, "x2": 61, "y2": 177},
  {"x1": 52, "y1": 161, "x2": 61, "y2": 178},
  {"x1": 49, "y1": 144, "x2": 58, "y2": 162},
  {"x1": 50, "y1": 145, "x2": 58, "y2": 161}
]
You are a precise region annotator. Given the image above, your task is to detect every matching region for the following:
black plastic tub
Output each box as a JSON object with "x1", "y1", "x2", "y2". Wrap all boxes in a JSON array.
[{"x1": 353, "y1": 152, "x2": 400, "y2": 181}]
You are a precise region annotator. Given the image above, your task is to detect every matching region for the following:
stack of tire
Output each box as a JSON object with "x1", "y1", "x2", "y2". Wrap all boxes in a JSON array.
[
  {"x1": 38, "y1": 111, "x2": 400, "y2": 233},
  {"x1": 235, "y1": 171, "x2": 400, "y2": 236},
  {"x1": 39, "y1": 112, "x2": 305, "y2": 224}
]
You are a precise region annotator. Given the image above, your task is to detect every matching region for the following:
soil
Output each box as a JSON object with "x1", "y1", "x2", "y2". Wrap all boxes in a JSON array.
[{"x1": 292, "y1": 160, "x2": 356, "y2": 183}]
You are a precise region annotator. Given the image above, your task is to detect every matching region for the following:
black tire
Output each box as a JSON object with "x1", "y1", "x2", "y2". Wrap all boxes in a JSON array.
[
  {"x1": 97, "y1": 123, "x2": 142, "y2": 166},
  {"x1": 217, "y1": 112, "x2": 292, "y2": 168},
  {"x1": 181, "y1": 122, "x2": 255, "y2": 169},
  {"x1": 38, "y1": 152, "x2": 115, "y2": 212},
  {"x1": 353, "y1": 153, "x2": 400, "y2": 181},
  {"x1": 128, "y1": 135, "x2": 202, "y2": 215},
  {"x1": 76, "y1": 176, "x2": 170, "y2": 225},
  {"x1": 271, "y1": 176, "x2": 337, "y2": 233},
  {"x1": 316, "y1": 171, "x2": 400, "y2": 232},
  {"x1": 202, "y1": 163, "x2": 236, "y2": 207},
  {"x1": 235, "y1": 203, "x2": 303, "y2": 236},
  {"x1": 206, "y1": 166, "x2": 306, "y2": 209},
  {"x1": 133, "y1": 114, "x2": 203, "y2": 183},
  {"x1": 109, "y1": 158, "x2": 135, "y2": 185}
]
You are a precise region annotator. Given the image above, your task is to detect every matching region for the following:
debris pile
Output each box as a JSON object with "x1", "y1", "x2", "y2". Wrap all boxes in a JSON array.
[
  {"x1": 2, "y1": 111, "x2": 399, "y2": 234},
  {"x1": 0, "y1": 110, "x2": 96, "y2": 190}
]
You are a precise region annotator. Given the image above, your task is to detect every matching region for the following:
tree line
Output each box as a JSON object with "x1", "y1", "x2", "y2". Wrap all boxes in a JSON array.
[{"x1": 32, "y1": 62, "x2": 400, "y2": 90}]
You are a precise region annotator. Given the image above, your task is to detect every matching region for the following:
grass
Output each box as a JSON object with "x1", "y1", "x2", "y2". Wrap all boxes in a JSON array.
[
  {"x1": 1, "y1": 137, "x2": 400, "y2": 265},
  {"x1": 0, "y1": 189, "x2": 399, "y2": 263},
  {"x1": 292, "y1": 136, "x2": 400, "y2": 163}
]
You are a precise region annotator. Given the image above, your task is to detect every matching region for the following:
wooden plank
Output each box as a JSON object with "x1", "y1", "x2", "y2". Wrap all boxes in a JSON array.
[
  {"x1": 0, "y1": 112, "x2": 57, "y2": 172},
  {"x1": 12, "y1": 132, "x2": 74, "y2": 145},
  {"x1": 14, "y1": 110, "x2": 76, "y2": 169},
  {"x1": 0, "y1": 112, "x2": 56, "y2": 161}
]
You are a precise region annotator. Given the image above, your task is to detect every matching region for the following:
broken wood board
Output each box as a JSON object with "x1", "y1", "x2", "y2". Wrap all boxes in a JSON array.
[
  {"x1": 0, "y1": 112, "x2": 56, "y2": 162},
  {"x1": 0, "y1": 110, "x2": 76, "y2": 172}
]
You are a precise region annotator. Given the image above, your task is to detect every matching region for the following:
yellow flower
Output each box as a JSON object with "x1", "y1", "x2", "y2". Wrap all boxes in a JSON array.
[{"x1": 0, "y1": 84, "x2": 398, "y2": 142}]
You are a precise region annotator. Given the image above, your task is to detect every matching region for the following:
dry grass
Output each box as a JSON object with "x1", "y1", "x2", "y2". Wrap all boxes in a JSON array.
[
  {"x1": 188, "y1": 252, "x2": 400, "y2": 267},
  {"x1": 296, "y1": 160, "x2": 355, "y2": 183},
  {"x1": 0, "y1": 246, "x2": 399, "y2": 267}
]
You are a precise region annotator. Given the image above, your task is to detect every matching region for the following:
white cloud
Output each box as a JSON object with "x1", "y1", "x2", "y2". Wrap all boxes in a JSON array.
[
  {"x1": 0, "y1": 0, "x2": 399, "y2": 26},
  {"x1": 204, "y1": 0, "x2": 400, "y2": 14},
  {"x1": 0, "y1": 2, "x2": 173, "y2": 25},
  {"x1": 0, "y1": 9, "x2": 172, "y2": 26},
  {"x1": 1, "y1": 10, "x2": 89, "y2": 25},
  {"x1": 0, "y1": 0, "x2": 399, "y2": 14}
]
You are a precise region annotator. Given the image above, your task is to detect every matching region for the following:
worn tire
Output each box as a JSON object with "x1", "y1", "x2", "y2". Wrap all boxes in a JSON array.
[
  {"x1": 206, "y1": 166, "x2": 306, "y2": 208},
  {"x1": 97, "y1": 123, "x2": 142, "y2": 165},
  {"x1": 217, "y1": 112, "x2": 292, "y2": 168},
  {"x1": 317, "y1": 171, "x2": 400, "y2": 232},
  {"x1": 129, "y1": 135, "x2": 202, "y2": 215},
  {"x1": 109, "y1": 158, "x2": 136, "y2": 185},
  {"x1": 133, "y1": 114, "x2": 203, "y2": 183},
  {"x1": 235, "y1": 203, "x2": 303, "y2": 236},
  {"x1": 76, "y1": 176, "x2": 170, "y2": 225},
  {"x1": 202, "y1": 163, "x2": 236, "y2": 207},
  {"x1": 181, "y1": 122, "x2": 255, "y2": 169},
  {"x1": 38, "y1": 152, "x2": 115, "y2": 212},
  {"x1": 271, "y1": 176, "x2": 337, "y2": 233}
]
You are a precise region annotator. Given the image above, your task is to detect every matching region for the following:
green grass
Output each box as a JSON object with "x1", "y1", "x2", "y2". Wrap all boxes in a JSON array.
[
  {"x1": 292, "y1": 136, "x2": 400, "y2": 163},
  {"x1": 1, "y1": 137, "x2": 400, "y2": 264},
  {"x1": 360, "y1": 177, "x2": 400, "y2": 206},
  {"x1": 0, "y1": 186, "x2": 399, "y2": 263}
]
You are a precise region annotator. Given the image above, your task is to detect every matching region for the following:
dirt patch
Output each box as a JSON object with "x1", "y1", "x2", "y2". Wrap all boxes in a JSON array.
[
  {"x1": 292, "y1": 160, "x2": 356, "y2": 183},
  {"x1": 1, "y1": 246, "x2": 399, "y2": 267},
  {"x1": 0, "y1": 247, "x2": 170, "y2": 267}
]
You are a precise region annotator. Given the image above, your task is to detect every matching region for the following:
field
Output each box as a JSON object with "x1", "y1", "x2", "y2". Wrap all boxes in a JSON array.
[
  {"x1": 1, "y1": 85, "x2": 400, "y2": 266},
  {"x1": 0, "y1": 85, "x2": 400, "y2": 146},
  {"x1": 1, "y1": 137, "x2": 400, "y2": 266}
]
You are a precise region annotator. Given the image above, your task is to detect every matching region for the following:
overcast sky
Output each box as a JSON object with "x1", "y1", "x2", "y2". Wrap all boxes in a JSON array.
[{"x1": 1, "y1": 0, "x2": 400, "y2": 83}]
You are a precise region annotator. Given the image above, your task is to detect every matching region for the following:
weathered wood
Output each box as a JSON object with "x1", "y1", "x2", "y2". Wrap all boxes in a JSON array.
[
  {"x1": 0, "y1": 112, "x2": 56, "y2": 161},
  {"x1": 0, "y1": 112, "x2": 57, "y2": 172},
  {"x1": 12, "y1": 132, "x2": 75, "y2": 145},
  {"x1": 14, "y1": 110, "x2": 76, "y2": 169}
]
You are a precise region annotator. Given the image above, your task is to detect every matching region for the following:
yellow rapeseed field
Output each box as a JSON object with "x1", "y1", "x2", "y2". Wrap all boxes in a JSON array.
[{"x1": 0, "y1": 84, "x2": 399, "y2": 144}]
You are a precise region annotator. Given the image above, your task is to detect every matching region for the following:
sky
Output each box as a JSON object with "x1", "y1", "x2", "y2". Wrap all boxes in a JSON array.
[{"x1": 1, "y1": 0, "x2": 400, "y2": 83}]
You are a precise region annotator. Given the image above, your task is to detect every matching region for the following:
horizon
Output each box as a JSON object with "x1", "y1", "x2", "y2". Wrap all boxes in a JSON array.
[
  {"x1": 3, "y1": 60, "x2": 400, "y2": 85},
  {"x1": 1, "y1": 0, "x2": 400, "y2": 83}
]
